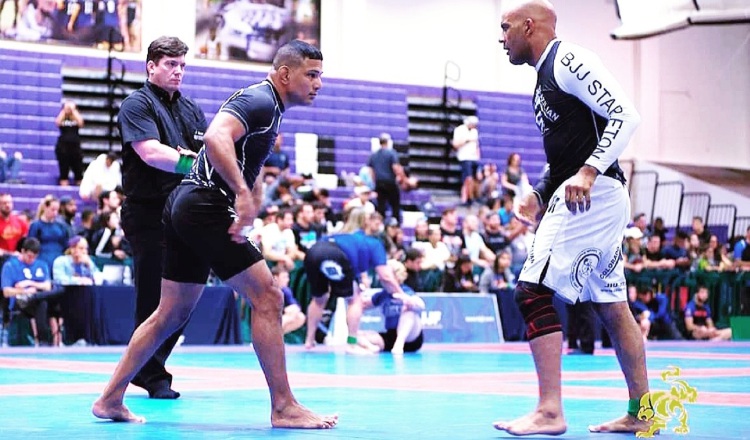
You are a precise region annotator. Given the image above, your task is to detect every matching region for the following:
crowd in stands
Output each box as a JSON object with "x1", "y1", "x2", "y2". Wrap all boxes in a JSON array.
[{"x1": 2, "y1": 138, "x2": 749, "y2": 347}]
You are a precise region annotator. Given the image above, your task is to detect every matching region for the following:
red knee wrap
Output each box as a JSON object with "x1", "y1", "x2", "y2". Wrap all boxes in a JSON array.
[{"x1": 514, "y1": 281, "x2": 561, "y2": 340}]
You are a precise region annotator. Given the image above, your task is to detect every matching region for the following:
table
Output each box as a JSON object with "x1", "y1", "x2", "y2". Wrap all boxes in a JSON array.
[{"x1": 59, "y1": 285, "x2": 241, "y2": 345}]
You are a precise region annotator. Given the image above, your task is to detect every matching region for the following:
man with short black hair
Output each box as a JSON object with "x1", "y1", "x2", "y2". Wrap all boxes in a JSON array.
[
  {"x1": 117, "y1": 35, "x2": 207, "y2": 399},
  {"x1": 366, "y1": 133, "x2": 407, "y2": 222}
]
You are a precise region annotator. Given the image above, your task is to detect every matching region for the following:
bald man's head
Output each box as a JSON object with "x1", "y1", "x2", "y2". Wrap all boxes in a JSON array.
[{"x1": 499, "y1": 0, "x2": 557, "y2": 66}]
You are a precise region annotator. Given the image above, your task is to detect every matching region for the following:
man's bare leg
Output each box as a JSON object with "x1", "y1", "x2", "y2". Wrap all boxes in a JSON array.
[
  {"x1": 493, "y1": 331, "x2": 567, "y2": 436},
  {"x1": 304, "y1": 294, "x2": 328, "y2": 349},
  {"x1": 589, "y1": 301, "x2": 651, "y2": 433},
  {"x1": 230, "y1": 262, "x2": 337, "y2": 428},
  {"x1": 345, "y1": 291, "x2": 374, "y2": 355},
  {"x1": 92, "y1": 280, "x2": 203, "y2": 422}
]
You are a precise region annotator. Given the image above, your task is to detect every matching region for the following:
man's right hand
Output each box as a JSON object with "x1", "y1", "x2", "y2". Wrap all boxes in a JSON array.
[{"x1": 229, "y1": 188, "x2": 255, "y2": 243}]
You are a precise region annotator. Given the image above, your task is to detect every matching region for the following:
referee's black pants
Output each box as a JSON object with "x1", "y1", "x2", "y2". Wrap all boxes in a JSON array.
[
  {"x1": 121, "y1": 200, "x2": 186, "y2": 391},
  {"x1": 375, "y1": 180, "x2": 401, "y2": 222}
]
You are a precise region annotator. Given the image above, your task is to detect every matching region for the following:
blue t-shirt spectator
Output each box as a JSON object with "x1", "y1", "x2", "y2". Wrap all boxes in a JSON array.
[
  {"x1": 1, "y1": 256, "x2": 50, "y2": 309},
  {"x1": 684, "y1": 300, "x2": 711, "y2": 327}
]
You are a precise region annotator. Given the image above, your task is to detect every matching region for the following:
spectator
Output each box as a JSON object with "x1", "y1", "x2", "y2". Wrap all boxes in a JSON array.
[
  {"x1": 462, "y1": 214, "x2": 495, "y2": 269},
  {"x1": 15, "y1": 0, "x2": 55, "y2": 41},
  {"x1": 75, "y1": 208, "x2": 96, "y2": 244},
  {"x1": 52, "y1": 236, "x2": 99, "y2": 286},
  {"x1": 58, "y1": 195, "x2": 77, "y2": 237},
  {"x1": 497, "y1": 193, "x2": 514, "y2": 227},
  {"x1": 0, "y1": 193, "x2": 29, "y2": 260},
  {"x1": 403, "y1": 247, "x2": 425, "y2": 292},
  {"x1": 413, "y1": 225, "x2": 451, "y2": 272},
  {"x1": 691, "y1": 216, "x2": 711, "y2": 247},
  {"x1": 477, "y1": 162, "x2": 501, "y2": 203},
  {"x1": 384, "y1": 217, "x2": 406, "y2": 261},
  {"x1": 439, "y1": 207, "x2": 465, "y2": 263},
  {"x1": 291, "y1": 202, "x2": 324, "y2": 254},
  {"x1": 412, "y1": 217, "x2": 430, "y2": 244},
  {"x1": 452, "y1": 115, "x2": 480, "y2": 206},
  {"x1": 632, "y1": 213, "x2": 650, "y2": 248},
  {"x1": 662, "y1": 230, "x2": 692, "y2": 272},
  {"x1": 642, "y1": 235, "x2": 675, "y2": 270},
  {"x1": 359, "y1": 259, "x2": 425, "y2": 354},
  {"x1": 344, "y1": 185, "x2": 376, "y2": 214},
  {"x1": 97, "y1": 189, "x2": 123, "y2": 216},
  {"x1": 0, "y1": 146, "x2": 23, "y2": 183},
  {"x1": 260, "y1": 208, "x2": 303, "y2": 271},
  {"x1": 79, "y1": 152, "x2": 122, "y2": 201},
  {"x1": 623, "y1": 227, "x2": 645, "y2": 274},
  {"x1": 270, "y1": 265, "x2": 306, "y2": 335},
  {"x1": 1, "y1": 237, "x2": 64, "y2": 346},
  {"x1": 684, "y1": 285, "x2": 731, "y2": 341},
  {"x1": 90, "y1": 211, "x2": 131, "y2": 266},
  {"x1": 732, "y1": 226, "x2": 750, "y2": 267},
  {"x1": 27, "y1": 195, "x2": 70, "y2": 271},
  {"x1": 499, "y1": 152, "x2": 530, "y2": 199},
  {"x1": 54, "y1": 99, "x2": 85, "y2": 186},
  {"x1": 697, "y1": 235, "x2": 732, "y2": 272},
  {"x1": 631, "y1": 286, "x2": 683, "y2": 340},
  {"x1": 649, "y1": 216, "x2": 667, "y2": 245},
  {"x1": 263, "y1": 133, "x2": 290, "y2": 179},
  {"x1": 479, "y1": 249, "x2": 515, "y2": 294},
  {"x1": 365, "y1": 132, "x2": 408, "y2": 222},
  {"x1": 482, "y1": 211, "x2": 511, "y2": 254},
  {"x1": 442, "y1": 254, "x2": 478, "y2": 293}
]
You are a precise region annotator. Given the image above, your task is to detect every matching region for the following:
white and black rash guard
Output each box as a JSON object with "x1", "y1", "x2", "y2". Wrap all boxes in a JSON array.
[
  {"x1": 531, "y1": 39, "x2": 641, "y2": 205},
  {"x1": 183, "y1": 79, "x2": 285, "y2": 204}
]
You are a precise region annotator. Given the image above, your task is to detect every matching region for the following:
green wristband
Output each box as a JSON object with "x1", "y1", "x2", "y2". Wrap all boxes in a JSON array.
[
  {"x1": 347, "y1": 336, "x2": 357, "y2": 345},
  {"x1": 627, "y1": 398, "x2": 641, "y2": 417},
  {"x1": 175, "y1": 155, "x2": 194, "y2": 174}
]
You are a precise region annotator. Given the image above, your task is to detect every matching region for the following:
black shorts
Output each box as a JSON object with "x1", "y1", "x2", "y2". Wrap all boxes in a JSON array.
[
  {"x1": 380, "y1": 328, "x2": 424, "y2": 353},
  {"x1": 303, "y1": 240, "x2": 355, "y2": 298},
  {"x1": 162, "y1": 184, "x2": 264, "y2": 283}
]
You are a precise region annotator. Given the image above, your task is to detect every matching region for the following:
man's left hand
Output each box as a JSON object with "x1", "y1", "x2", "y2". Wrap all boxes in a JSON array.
[{"x1": 565, "y1": 165, "x2": 599, "y2": 214}]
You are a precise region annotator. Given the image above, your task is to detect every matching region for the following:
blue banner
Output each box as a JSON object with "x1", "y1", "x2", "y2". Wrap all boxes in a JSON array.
[{"x1": 359, "y1": 293, "x2": 504, "y2": 343}]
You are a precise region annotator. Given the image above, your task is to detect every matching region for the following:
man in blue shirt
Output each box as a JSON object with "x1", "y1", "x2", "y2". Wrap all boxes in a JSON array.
[
  {"x1": 1, "y1": 238, "x2": 63, "y2": 346},
  {"x1": 303, "y1": 208, "x2": 406, "y2": 354}
]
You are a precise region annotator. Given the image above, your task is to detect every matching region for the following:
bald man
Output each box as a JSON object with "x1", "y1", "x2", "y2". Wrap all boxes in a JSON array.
[{"x1": 494, "y1": 0, "x2": 650, "y2": 436}]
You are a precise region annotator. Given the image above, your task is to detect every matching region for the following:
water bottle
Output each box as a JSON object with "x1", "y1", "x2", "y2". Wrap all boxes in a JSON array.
[{"x1": 122, "y1": 265, "x2": 132, "y2": 286}]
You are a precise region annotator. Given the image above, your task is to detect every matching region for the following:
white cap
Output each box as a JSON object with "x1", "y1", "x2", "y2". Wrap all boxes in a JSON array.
[{"x1": 624, "y1": 226, "x2": 644, "y2": 240}]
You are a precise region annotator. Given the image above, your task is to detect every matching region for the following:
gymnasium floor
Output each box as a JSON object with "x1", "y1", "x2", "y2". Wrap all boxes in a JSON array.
[{"x1": 0, "y1": 341, "x2": 748, "y2": 439}]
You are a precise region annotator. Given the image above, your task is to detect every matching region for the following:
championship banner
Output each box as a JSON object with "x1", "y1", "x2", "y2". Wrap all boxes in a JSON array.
[
  {"x1": 195, "y1": 0, "x2": 321, "y2": 63},
  {"x1": 0, "y1": 0, "x2": 141, "y2": 52},
  {"x1": 359, "y1": 293, "x2": 504, "y2": 344}
]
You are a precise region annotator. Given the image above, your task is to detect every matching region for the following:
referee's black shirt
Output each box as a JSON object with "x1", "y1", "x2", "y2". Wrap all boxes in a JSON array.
[{"x1": 118, "y1": 81, "x2": 207, "y2": 204}]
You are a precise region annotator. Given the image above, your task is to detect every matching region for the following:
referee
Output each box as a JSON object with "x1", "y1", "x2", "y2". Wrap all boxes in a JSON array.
[{"x1": 118, "y1": 36, "x2": 206, "y2": 399}]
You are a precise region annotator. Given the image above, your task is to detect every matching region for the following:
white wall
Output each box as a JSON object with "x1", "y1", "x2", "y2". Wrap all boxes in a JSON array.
[{"x1": 1, "y1": 0, "x2": 748, "y2": 170}]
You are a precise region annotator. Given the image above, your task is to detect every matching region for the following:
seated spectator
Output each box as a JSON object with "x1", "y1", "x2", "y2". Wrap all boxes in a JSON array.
[
  {"x1": 631, "y1": 286, "x2": 683, "y2": 340},
  {"x1": 439, "y1": 207, "x2": 465, "y2": 264},
  {"x1": 691, "y1": 216, "x2": 711, "y2": 247},
  {"x1": 271, "y1": 265, "x2": 306, "y2": 335},
  {"x1": 623, "y1": 226, "x2": 645, "y2": 274},
  {"x1": 497, "y1": 193, "x2": 515, "y2": 227},
  {"x1": 97, "y1": 189, "x2": 123, "y2": 217},
  {"x1": 412, "y1": 217, "x2": 430, "y2": 245},
  {"x1": 28, "y1": 195, "x2": 70, "y2": 271},
  {"x1": 684, "y1": 285, "x2": 731, "y2": 341},
  {"x1": 499, "y1": 152, "x2": 529, "y2": 199},
  {"x1": 442, "y1": 254, "x2": 478, "y2": 293},
  {"x1": 79, "y1": 152, "x2": 122, "y2": 201},
  {"x1": 733, "y1": 226, "x2": 750, "y2": 270},
  {"x1": 263, "y1": 133, "x2": 290, "y2": 179},
  {"x1": 75, "y1": 208, "x2": 96, "y2": 244},
  {"x1": 627, "y1": 285, "x2": 650, "y2": 343},
  {"x1": 384, "y1": 217, "x2": 406, "y2": 261},
  {"x1": 403, "y1": 247, "x2": 424, "y2": 292},
  {"x1": 462, "y1": 214, "x2": 495, "y2": 269},
  {"x1": 413, "y1": 225, "x2": 451, "y2": 272},
  {"x1": 479, "y1": 249, "x2": 515, "y2": 294},
  {"x1": 260, "y1": 208, "x2": 303, "y2": 271},
  {"x1": 697, "y1": 235, "x2": 732, "y2": 272},
  {"x1": 477, "y1": 162, "x2": 500, "y2": 204},
  {"x1": 57, "y1": 195, "x2": 77, "y2": 237},
  {"x1": 344, "y1": 185, "x2": 376, "y2": 214},
  {"x1": 642, "y1": 235, "x2": 675, "y2": 270},
  {"x1": 482, "y1": 211, "x2": 511, "y2": 254},
  {"x1": 0, "y1": 146, "x2": 23, "y2": 183},
  {"x1": 291, "y1": 202, "x2": 324, "y2": 254},
  {"x1": 52, "y1": 236, "x2": 99, "y2": 286},
  {"x1": 90, "y1": 211, "x2": 132, "y2": 266},
  {"x1": 359, "y1": 259, "x2": 425, "y2": 354},
  {"x1": 662, "y1": 230, "x2": 692, "y2": 272},
  {"x1": 1, "y1": 237, "x2": 65, "y2": 347},
  {"x1": 649, "y1": 216, "x2": 667, "y2": 245},
  {"x1": 0, "y1": 193, "x2": 29, "y2": 260}
]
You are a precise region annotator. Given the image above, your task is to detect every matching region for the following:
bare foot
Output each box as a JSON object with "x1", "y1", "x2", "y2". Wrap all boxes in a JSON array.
[
  {"x1": 588, "y1": 414, "x2": 652, "y2": 434},
  {"x1": 271, "y1": 402, "x2": 338, "y2": 429},
  {"x1": 390, "y1": 346, "x2": 404, "y2": 355},
  {"x1": 92, "y1": 398, "x2": 146, "y2": 423},
  {"x1": 304, "y1": 340, "x2": 316, "y2": 350},
  {"x1": 493, "y1": 409, "x2": 566, "y2": 436}
]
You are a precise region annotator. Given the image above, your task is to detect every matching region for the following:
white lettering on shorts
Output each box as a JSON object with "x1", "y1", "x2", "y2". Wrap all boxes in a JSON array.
[
  {"x1": 320, "y1": 260, "x2": 345, "y2": 281},
  {"x1": 570, "y1": 247, "x2": 603, "y2": 293}
]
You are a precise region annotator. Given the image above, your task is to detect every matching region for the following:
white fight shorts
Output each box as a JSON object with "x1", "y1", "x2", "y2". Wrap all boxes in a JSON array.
[{"x1": 518, "y1": 175, "x2": 630, "y2": 304}]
